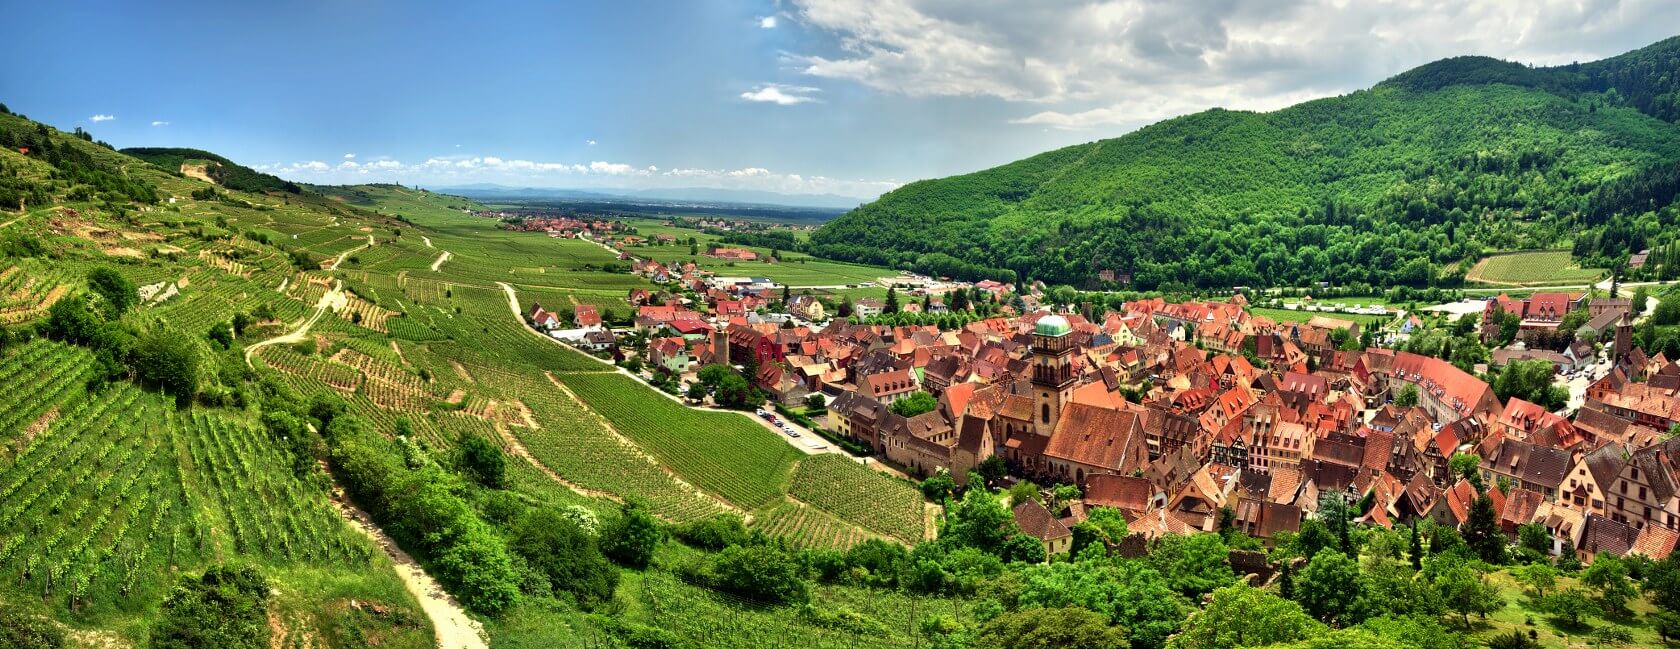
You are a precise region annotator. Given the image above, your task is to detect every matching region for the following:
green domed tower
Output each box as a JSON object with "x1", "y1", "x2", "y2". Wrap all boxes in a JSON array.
[{"x1": 1031, "y1": 314, "x2": 1076, "y2": 436}]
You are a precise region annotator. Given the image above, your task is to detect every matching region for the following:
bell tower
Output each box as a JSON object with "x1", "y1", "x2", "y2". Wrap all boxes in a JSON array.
[{"x1": 1031, "y1": 314, "x2": 1077, "y2": 436}]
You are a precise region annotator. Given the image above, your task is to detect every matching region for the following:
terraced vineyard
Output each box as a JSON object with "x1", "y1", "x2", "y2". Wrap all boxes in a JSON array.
[
  {"x1": 0, "y1": 264, "x2": 70, "y2": 325},
  {"x1": 789, "y1": 454, "x2": 928, "y2": 543},
  {"x1": 555, "y1": 371, "x2": 799, "y2": 510},
  {"x1": 0, "y1": 366, "x2": 372, "y2": 617},
  {"x1": 752, "y1": 501, "x2": 871, "y2": 550}
]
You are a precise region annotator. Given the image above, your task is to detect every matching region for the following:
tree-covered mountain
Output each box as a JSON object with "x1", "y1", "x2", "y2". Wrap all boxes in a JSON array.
[
  {"x1": 810, "y1": 36, "x2": 1680, "y2": 290},
  {"x1": 121, "y1": 146, "x2": 301, "y2": 194}
]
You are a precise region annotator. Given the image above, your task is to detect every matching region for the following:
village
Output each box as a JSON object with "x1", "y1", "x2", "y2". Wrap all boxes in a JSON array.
[{"x1": 504, "y1": 229, "x2": 1680, "y2": 565}]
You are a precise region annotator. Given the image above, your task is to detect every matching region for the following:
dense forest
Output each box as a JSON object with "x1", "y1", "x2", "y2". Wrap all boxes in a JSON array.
[
  {"x1": 121, "y1": 146, "x2": 302, "y2": 194},
  {"x1": 810, "y1": 37, "x2": 1680, "y2": 290}
]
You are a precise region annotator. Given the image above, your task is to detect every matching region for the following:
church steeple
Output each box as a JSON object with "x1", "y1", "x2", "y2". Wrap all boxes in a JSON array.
[{"x1": 1032, "y1": 314, "x2": 1076, "y2": 436}]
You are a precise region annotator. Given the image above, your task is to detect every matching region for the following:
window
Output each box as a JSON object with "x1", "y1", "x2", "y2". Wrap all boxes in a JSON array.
[{"x1": 1041, "y1": 403, "x2": 1050, "y2": 424}]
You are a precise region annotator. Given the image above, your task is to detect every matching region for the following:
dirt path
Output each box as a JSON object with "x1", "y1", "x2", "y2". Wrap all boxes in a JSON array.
[
  {"x1": 422, "y1": 236, "x2": 434, "y2": 249},
  {"x1": 328, "y1": 235, "x2": 375, "y2": 271},
  {"x1": 244, "y1": 280, "x2": 346, "y2": 367},
  {"x1": 331, "y1": 497, "x2": 487, "y2": 649},
  {"x1": 431, "y1": 250, "x2": 452, "y2": 272}
]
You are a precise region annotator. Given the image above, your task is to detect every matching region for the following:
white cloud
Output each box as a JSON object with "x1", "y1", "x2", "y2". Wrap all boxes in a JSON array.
[
  {"x1": 343, "y1": 153, "x2": 356, "y2": 159},
  {"x1": 784, "y1": 0, "x2": 1678, "y2": 129},
  {"x1": 739, "y1": 83, "x2": 822, "y2": 105},
  {"x1": 150, "y1": 120, "x2": 169, "y2": 127},
  {"x1": 89, "y1": 114, "x2": 114, "y2": 122},
  {"x1": 587, "y1": 139, "x2": 598, "y2": 146},
  {"x1": 759, "y1": 15, "x2": 778, "y2": 28}
]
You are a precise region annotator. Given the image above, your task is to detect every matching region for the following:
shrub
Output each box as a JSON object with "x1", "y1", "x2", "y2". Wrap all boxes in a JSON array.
[{"x1": 151, "y1": 566, "x2": 271, "y2": 649}]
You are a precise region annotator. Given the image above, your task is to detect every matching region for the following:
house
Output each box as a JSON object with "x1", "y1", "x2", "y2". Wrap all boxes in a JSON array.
[
  {"x1": 649, "y1": 337, "x2": 691, "y2": 374},
  {"x1": 854, "y1": 298, "x2": 885, "y2": 318},
  {"x1": 709, "y1": 247, "x2": 760, "y2": 261},
  {"x1": 1012, "y1": 498, "x2": 1073, "y2": 557},
  {"x1": 1604, "y1": 437, "x2": 1680, "y2": 532},
  {"x1": 574, "y1": 304, "x2": 601, "y2": 328},
  {"x1": 579, "y1": 329, "x2": 617, "y2": 353},
  {"x1": 859, "y1": 368, "x2": 919, "y2": 405}
]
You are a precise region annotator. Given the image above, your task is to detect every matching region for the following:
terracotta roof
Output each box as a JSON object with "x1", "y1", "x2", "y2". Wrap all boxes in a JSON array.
[
  {"x1": 1083, "y1": 474, "x2": 1155, "y2": 514},
  {"x1": 1044, "y1": 403, "x2": 1147, "y2": 472},
  {"x1": 1013, "y1": 498, "x2": 1072, "y2": 542}
]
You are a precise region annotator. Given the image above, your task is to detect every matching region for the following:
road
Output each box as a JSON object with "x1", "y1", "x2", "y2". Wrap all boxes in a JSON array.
[{"x1": 244, "y1": 280, "x2": 344, "y2": 367}]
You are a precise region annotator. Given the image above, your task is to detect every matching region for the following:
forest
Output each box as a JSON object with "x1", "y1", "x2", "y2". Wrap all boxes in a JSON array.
[{"x1": 810, "y1": 37, "x2": 1680, "y2": 290}]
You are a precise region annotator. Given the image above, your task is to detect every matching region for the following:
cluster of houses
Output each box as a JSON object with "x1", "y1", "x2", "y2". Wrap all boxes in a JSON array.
[{"x1": 630, "y1": 286, "x2": 1679, "y2": 561}]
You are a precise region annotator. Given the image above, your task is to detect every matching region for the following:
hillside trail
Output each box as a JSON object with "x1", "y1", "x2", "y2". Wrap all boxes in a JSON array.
[
  {"x1": 422, "y1": 236, "x2": 434, "y2": 249},
  {"x1": 431, "y1": 250, "x2": 452, "y2": 272},
  {"x1": 328, "y1": 235, "x2": 375, "y2": 270},
  {"x1": 330, "y1": 495, "x2": 487, "y2": 649},
  {"x1": 243, "y1": 280, "x2": 345, "y2": 367}
]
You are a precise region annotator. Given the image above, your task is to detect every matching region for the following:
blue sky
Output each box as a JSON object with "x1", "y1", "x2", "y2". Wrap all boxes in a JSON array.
[{"x1": 2, "y1": 1, "x2": 1674, "y2": 201}]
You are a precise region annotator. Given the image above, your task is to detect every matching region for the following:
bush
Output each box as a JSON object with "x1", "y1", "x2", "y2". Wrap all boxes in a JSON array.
[
  {"x1": 511, "y1": 510, "x2": 619, "y2": 609},
  {"x1": 151, "y1": 565, "x2": 271, "y2": 649},
  {"x1": 710, "y1": 544, "x2": 810, "y2": 604},
  {"x1": 455, "y1": 431, "x2": 507, "y2": 489},
  {"x1": 0, "y1": 603, "x2": 64, "y2": 649},
  {"x1": 673, "y1": 513, "x2": 752, "y2": 550},
  {"x1": 601, "y1": 500, "x2": 664, "y2": 569}
]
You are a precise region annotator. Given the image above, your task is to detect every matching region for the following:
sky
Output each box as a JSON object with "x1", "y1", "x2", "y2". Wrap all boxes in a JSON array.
[{"x1": 2, "y1": 0, "x2": 1676, "y2": 202}]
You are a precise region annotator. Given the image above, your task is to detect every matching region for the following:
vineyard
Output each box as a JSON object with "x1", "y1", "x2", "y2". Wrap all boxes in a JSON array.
[
  {"x1": 0, "y1": 367, "x2": 371, "y2": 618},
  {"x1": 751, "y1": 501, "x2": 871, "y2": 551},
  {"x1": 507, "y1": 371, "x2": 730, "y2": 522},
  {"x1": 0, "y1": 265, "x2": 70, "y2": 325},
  {"x1": 789, "y1": 455, "x2": 929, "y2": 543},
  {"x1": 555, "y1": 371, "x2": 799, "y2": 510}
]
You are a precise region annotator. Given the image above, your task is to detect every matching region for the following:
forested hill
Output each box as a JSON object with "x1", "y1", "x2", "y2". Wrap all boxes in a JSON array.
[
  {"x1": 121, "y1": 146, "x2": 301, "y2": 194},
  {"x1": 809, "y1": 36, "x2": 1680, "y2": 290}
]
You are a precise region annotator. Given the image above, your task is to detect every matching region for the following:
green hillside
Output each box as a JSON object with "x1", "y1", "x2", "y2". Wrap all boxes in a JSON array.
[
  {"x1": 121, "y1": 146, "x2": 301, "y2": 194},
  {"x1": 811, "y1": 36, "x2": 1680, "y2": 290}
]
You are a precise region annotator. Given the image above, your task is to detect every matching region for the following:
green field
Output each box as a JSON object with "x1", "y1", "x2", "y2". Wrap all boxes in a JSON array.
[
  {"x1": 1248, "y1": 306, "x2": 1393, "y2": 327},
  {"x1": 1467, "y1": 250, "x2": 1607, "y2": 286}
]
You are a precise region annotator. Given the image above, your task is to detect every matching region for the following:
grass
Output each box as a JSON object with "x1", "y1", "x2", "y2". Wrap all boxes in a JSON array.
[
  {"x1": 1467, "y1": 250, "x2": 1607, "y2": 286},
  {"x1": 1248, "y1": 306, "x2": 1392, "y2": 327},
  {"x1": 1471, "y1": 570, "x2": 1665, "y2": 648}
]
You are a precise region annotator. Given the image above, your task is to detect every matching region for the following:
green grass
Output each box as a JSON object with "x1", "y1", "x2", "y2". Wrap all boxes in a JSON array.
[
  {"x1": 1248, "y1": 306, "x2": 1392, "y2": 327},
  {"x1": 554, "y1": 372, "x2": 800, "y2": 510},
  {"x1": 1467, "y1": 250, "x2": 1607, "y2": 286}
]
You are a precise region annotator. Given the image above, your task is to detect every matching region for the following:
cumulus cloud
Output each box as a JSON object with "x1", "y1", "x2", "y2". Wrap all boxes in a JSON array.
[
  {"x1": 759, "y1": 15, "x2": 778, "y2": 28},
  {"x1": 740, "y1": 83, "x2": 822, "y2": 105},
  {"x1": 784, "y1": 0, "x2": 1677, "y2": 129},
  {"x1": 89, "y1": 114, "x2": 114, "y2": 122},
  {"x1": 150, "y1": 120, "x2": 169, "y2": 127},
  {"x1": 344, "y1": 153, "x2": 356, "y2": 159},
  {"x1": 257, "y1": 153, "x2": 897, "y2": 199},
  {"x1": 586, "y1": 139, "x2": 598, "y2": 146}
]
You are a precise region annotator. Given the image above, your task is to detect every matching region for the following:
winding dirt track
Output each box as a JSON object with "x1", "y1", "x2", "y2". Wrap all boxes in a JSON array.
[
  {"x1": 332, "y1": 497, "x2": 487, "y2": 649},
  {"x1": 243, "y1": 280, "x2": 344, "y2": 368}
]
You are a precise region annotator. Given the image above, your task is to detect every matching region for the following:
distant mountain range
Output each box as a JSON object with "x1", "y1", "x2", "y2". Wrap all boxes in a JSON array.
[
  {"x1": 431, "y1": 184, "x2": 865, "y2": 210},
  {"x1": 809, "y1": 36, "x2": 1680, "y2": 289}
]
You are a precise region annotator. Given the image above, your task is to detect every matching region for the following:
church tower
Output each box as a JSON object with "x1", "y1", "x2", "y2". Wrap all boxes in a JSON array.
[
  {"x1": 1614, "y1": 309, "x2": 1632, "y2": 362},
  {"x1": 1032, "y1": 314, "x2": 1077, "y2": 437}
]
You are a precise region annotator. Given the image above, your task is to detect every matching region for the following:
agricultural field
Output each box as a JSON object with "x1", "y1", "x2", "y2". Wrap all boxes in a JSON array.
[
  {"x1": 616, "y1": 217, "x2": 895, "y2": 287},
  {"x1": 788, "y1": 454, "x2": 928, "y2": 543},
  {"x1": 751, "y1": 500, "x2": 873, "y2": 550},
  {"x1": 1248, "y1": 306, "x2": 1393, "y2": 327},
  {"x1": 1466, "y1": 250, "x2": 1607, "y2": 286},
  {"x1": 0, "y1": 343, "x2": 429, "y2": 646},
  {"x1": 554, "y1": 371, "x2": 800, "y2": 510}
]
